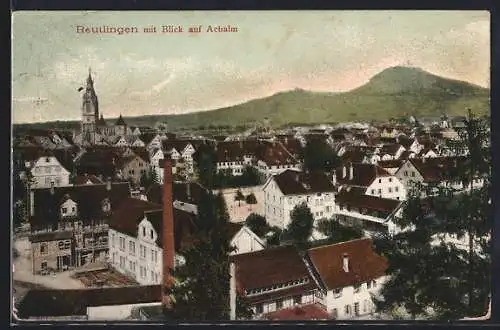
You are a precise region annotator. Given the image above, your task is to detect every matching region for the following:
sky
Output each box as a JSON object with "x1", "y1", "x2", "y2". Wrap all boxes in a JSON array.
[{"x1": 12, "y1": 11, "x2": 490, "y2": 124}]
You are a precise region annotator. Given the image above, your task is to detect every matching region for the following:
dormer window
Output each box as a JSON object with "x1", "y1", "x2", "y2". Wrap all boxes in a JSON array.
[{"x1": 102, "y1": 198, "x2": 111, "y2": 213}]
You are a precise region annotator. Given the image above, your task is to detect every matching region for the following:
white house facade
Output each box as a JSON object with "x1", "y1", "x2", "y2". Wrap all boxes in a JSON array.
[{"x1": 28, "y1": 156, "x2": 71, "y2": 189}]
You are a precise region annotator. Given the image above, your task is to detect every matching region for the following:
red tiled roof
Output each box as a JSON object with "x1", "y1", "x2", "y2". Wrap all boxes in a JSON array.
[
  {"x1": 336, "y1": 189, "x2": 402, "y2": 214},
  {"x1": 256, "y1": 141, "x2": 298, "y2": 166},
  {"x1": 409, "y1": 157, "x2": 466, "y2": 183},
  {"x1": 307, "y1": 238, "x2": 388, "y2": 290},
  {"x1": 231, "y1": 245, "x2": 311, "y2": 291},
  {"x1": 264, "y1": 303, "x2": 331, "y2": 321}
]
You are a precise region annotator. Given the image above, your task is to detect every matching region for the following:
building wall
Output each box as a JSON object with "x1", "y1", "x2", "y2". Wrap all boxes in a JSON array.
[
  {"x1": 31, "y1": 239, "x2": 72, "y2": 274},
  {"x1": 230, "y1": 227, "x2": 265, "y2": 255},
  {"x1": 324, "y1": 275, "x2": 387, "y2": 319},
  {"x1": 122, "y1": 157, "x2": 150, "y2": 185},
  {"x1": 30, "y1": 156, "x2": 70, "y2": 189},
  {"x1": 365, "y1": 176, "x2": 406, "y2": 201},
  {"x1": 264, "y1": 180, "x2": 336, "y2": 229},
  {"x1": 108, "y1": 218, "x2": 162, "y2": 286}
]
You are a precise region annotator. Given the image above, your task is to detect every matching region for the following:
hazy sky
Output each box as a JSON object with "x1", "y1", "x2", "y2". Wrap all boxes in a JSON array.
[{"x1": 12, "y1": 11, "x2": 490, "y2": 123}]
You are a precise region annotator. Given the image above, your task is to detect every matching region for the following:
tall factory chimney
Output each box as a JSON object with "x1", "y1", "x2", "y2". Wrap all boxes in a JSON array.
[{"x1": 162, "y1": 158, "x2": 175, "y2": 308}]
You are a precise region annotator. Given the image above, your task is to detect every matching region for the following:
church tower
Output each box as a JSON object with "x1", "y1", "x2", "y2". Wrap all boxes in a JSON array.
[{"x1": 81, "y1": 68, "x2": 99, "y2": 144}]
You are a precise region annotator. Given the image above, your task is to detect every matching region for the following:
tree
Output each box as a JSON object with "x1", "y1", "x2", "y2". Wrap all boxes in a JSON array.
[
  {"x1": 373, "y1": 110, "x2": 491, "y2": 320},
  {"x1": 317, "y1": 217, "x2": 363, "y2": 244},
  {"x1": 165, "y1": 191, "x2": 237, "y2": 321},
  {"x1": 245, "y1": 213, "x2": 268, "y2": 237},
  {"x1": 234, "y1": 189, "x2": 245, "y2": 206},
  {"x1": 286, "y1": 203, "x2": 314, "y2": 250},
  {"x1": 194, "y1": 144, "x2": 217, "y2": 189},
  {"x1": 13, "y1": 200, "x2": 26, "y2": 228},
  {"x1": 245, "y1": 193, "x2": 257, "y2": 205},
  {"x1": 302, "y1": 137, "x2": 339, "y2": 173}
]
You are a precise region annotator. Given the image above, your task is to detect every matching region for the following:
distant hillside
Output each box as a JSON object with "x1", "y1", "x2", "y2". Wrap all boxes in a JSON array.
[{"x1": 14, "y1": 66, "x2": 489, "y2": 131}]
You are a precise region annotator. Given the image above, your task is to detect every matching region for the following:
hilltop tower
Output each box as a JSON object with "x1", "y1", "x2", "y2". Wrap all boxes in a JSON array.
[{"x1": 81, "y1": 68, "x2": 99, "y2": 144}]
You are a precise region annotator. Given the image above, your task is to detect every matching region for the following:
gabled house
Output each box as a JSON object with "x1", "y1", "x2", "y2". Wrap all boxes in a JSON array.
[
  {"x1": 27, "y1": 155, "x2": 71, "y2": 189},
  {"x1": 29, "y1": 182, "x2": 131, "y2": 272},
  {"x1": 229, "y1": 238, "x2": 389, "y2": 320},
  {"x1": 306, "y1": 238, "x2": 389, "y2": 319},
  {"x1": 255, "y1": 141, "x2": 301, "y2": 178},
  {"x1": 263, "y1": 170, "x2": 336, "y2": 229},
  {"x1": 377, "y1": 144, "x2": 406, "y2": 161},
  {"x1": 394, "y1": 157, "x2": 484, "y2": 196},
  {"x1": 228, "y1": 223, "x2": 266, "y2": 256},
  {"x1": 334, "y1": 163, "x2": 406, "y2": 201},
  {"x1": 108, "y1": 198, "x2": 197, "y2": 285},
  {"x1": 125, "y1": 135, "x2": 146, "y2": 148},
  {"x1": 116, "y1": 154, "x2": 151, "y2": 185}
]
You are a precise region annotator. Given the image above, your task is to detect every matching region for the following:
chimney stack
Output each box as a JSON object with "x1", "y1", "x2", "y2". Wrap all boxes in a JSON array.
[
  {"x1": 229, "y1": 261, "x2": 237, "y2": 320},
  {"x1": 162, "y1": 158, "x2": 175, "y2": 308},
  {"x1": 342, "y1": 253, "x2": 349, "y2": 273}
]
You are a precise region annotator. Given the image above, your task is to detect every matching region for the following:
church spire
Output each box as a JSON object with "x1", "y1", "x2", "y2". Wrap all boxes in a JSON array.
[{"x1": 87, "y1": 67, "x2": 93, "y2": 88}]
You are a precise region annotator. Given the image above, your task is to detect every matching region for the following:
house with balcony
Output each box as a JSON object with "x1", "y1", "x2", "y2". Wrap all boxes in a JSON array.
[
  {"x1": 28, "y1": 181, "x2": 131, "y2": 272},
  {"x1": 262, "y1": 169, "x2": 336, "y2": 230}
]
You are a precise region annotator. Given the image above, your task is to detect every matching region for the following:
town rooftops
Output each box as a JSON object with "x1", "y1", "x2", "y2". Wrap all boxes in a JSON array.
[
  {"x1": 17, "y1": 285, "x2": 161, "y2": 318},
  {"x1": 270, "y1": 170, "x2": 336, "y2": 195},
  {"x1": 231, "y1": 245, "x2": 313, "y2": 292},
  {"x1": 377, "y1": 159, "x2": 404, "y2": 169},
  {"x1": 307, "y1": 238, "x2": 388, "y2": 290},
  {"x1": 336, "y1": 189, "x2": 403, "y2": 215},
  {"x1": 30, "y1": 182, "x2": 131, "y2": 229},
  {"x1": 407, "y1": 157, "x2": 466, "y2": 183},
  {"x1": 108, "y1": 197, "x2": 198, "y2": 252},
  {"x1": 30, "y1": 230, "x2": 73, "y2": 243},
  {"x1": 335, "y1": 163, "x2": 392, "y2": 187}
]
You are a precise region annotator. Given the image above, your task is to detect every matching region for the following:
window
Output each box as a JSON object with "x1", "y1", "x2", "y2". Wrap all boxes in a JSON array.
[
  {"x1": 111, "y1": 233, "x2": 115, "y2": 248},
  {"x1": 354, "y1": 284, "x2": 361, "y2": 293},
  {"x1": 120, "y1": 256, "x2": 125, "y2": 268},
  {"x1": 378, "y1": 189, "x2": 382, "y2": 194},
  {"x1": 333, "y1": 288, "x2": 342, "y2": 298},
  {"x1": 142, "y1": 227, "x2": 146, "y2": 237},
  {"x1": 411, "y1": 171, "x2": 415, "y2": 177},
  {"x1": 326, "y1": 206, "x2": 331, "y2": 213},
  {"x1": 119, "y1": 237, "x2": 125, "y2": 251},
  {"x1": 41, "y1": 261, "x2": 47, "y2": 270},
  {"x1": 276, "y1": 299, "x2": 283, "y2": 309},
  {"x1": 388, "y1": 187, "x2": 392, "y2": 193},
  {"x1": 129, "y1": 241, "x2": 136, "y2": 256},
  {"x1": 154, "y1": 272, "x2": 158, "y2": 283},
  {"x1": 395, "y1": 186, "x2": 399, "y2": 192},
  {"x1": 40, "y1": 243, "x2": 48, "y2": 254},
  {"x1": 345, "y1": 305, "x2": 351, "y2": 315},
  {"x1": 367, "y1": 281, "x2": 372, "y2": 289},
  {"x1": 354, "y1": 302, "x2": 360, "y2": 316},
  {"x1": 129, "y1": 261, "x2": 133, "y2": 270},
  {"x1": 378, "y1": 179, "x2": 381, "y2": 183},
  {"x1": 64, "y1": 240, "x2": 71, "y2": 249},
  {"x1": 150, "y1": 229, "x2": 154, "y2": 239},
  {"x1": 58, "y1": 241, "x2": 65, "y2": 250},
  {"x1": 363, "y1": 300, "x2": 368, "y2": 313},
  {"x1": 62, "y1": 207, "x2": 68, "y2": 215},
  {"x1": 151, "y1": 271, "x2": 155, "y2": 281},
  {"x1": 140, "y1": 245, "x2": 146, "y2": 259},
  {"x1": 293, "y1": 295, "x2": 301, "y2": 305},
  {"x1": 371, "y1": 189, "x2": 375, "y2": 194},
  {"x1": 389, "y1": 178, "x2": 392, "y2": 183},
  {"x1": 332, "y1": 308, "x2": 338, "y2": 319},
  {"x1": 256, "y1": 304, "x2": 263, "y2": 314}
]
